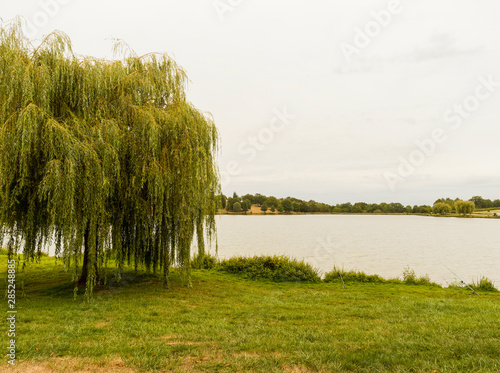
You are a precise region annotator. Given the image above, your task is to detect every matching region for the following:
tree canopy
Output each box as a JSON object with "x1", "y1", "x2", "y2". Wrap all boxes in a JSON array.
[
  {"x1": 0, "y1": 20, "x2": 219, "y2": 295},
  {"x1": 455, "y1": 200, "x2": 475, "y2": 215},
  {"x1": 432, "y1": 203, "x2": 451, "y2": 215}
]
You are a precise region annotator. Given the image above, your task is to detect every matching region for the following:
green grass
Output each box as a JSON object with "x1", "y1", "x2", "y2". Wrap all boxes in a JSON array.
[{"x1": 2, "y1": 255, "x2": 500, "y2": 372}]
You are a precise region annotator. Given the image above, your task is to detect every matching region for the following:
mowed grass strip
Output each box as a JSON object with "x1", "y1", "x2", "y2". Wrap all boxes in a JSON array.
[{"x1": 1, "y1": 256, "x2": 499, "y2": 372}]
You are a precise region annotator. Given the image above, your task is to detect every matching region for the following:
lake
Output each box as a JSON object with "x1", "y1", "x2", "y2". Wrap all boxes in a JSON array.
[{"x1": 211, "y1": 215, "x2": 500, "y2": 286}]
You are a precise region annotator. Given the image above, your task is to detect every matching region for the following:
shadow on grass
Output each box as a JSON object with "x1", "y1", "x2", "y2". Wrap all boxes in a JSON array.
[
  {"x1": 30, "y1": 281, "x2": 75, "y2": 298},
  {"x1": 27, "y1": 268, "x2": 163, "y2": 299}
]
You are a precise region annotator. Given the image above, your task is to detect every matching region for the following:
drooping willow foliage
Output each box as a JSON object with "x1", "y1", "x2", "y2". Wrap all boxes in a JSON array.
[{"x1": 0, "y1": 20, "x2": 219, "y2": 295}]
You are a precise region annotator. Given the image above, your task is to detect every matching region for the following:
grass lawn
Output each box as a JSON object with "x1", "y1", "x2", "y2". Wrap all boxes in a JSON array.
[{"x1": 1, "y1": 255, "x2": 499, "y2": 372}]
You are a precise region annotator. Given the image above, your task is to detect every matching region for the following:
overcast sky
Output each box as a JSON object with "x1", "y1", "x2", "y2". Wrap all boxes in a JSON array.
[{"x1": 2, "y1": 0, "x2": 500, "y2": 205}]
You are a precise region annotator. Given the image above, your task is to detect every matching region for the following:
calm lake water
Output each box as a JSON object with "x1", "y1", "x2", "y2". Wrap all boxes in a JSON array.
[{"x1": 210, "y1": 215, "x2": 500, "y2": 286}]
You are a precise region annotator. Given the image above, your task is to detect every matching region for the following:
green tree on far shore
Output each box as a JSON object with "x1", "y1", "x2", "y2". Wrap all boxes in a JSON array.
[
  {"x1": 226, "y1": 197, "x2": 238, "y2": 211},
  {"x1": 282, "y1": 199, "x2": 293, "y2": 212},
  {"x1": 455, "y1": 200, "x2": 475, "y2": 215},
  {"x1": 433, "y1": 203, "x2": 451, "y2": 215},
  {"x1": 242, "y1": 199, "x2": 251, "y2": 212},
  {"x1": 220, "y1": 195, "x2": 227, "y2": 209}
]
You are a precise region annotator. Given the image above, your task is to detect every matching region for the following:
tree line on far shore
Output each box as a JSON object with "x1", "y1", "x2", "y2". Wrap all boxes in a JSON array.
[{"x1": 219, "y1": 193, "x2": 500, "y2": 215}]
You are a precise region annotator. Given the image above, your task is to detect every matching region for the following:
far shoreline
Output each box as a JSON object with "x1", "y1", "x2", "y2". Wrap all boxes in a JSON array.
[{"x1": 217, "y1": 207, "x2": 500, "y2": 219}]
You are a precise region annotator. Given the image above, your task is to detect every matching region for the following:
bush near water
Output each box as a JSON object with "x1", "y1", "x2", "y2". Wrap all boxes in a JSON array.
[{"x1": 216, "y1": 255, "x2": 321, "y2": 283}]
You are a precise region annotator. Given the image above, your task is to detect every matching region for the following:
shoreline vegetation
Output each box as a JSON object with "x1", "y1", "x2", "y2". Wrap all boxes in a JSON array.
[
  {"x1": 196, "y1": 254, "x2": 498, "y2": 292},
  {"x1": 2, "y1": 253, "x2": 499, "y2": 372},
  {"x1": 217, "y1": 193, "x2": 500, "y2": 218},
  {"x1": 4, "y1": 249, "x2": 497, "y2": 291}
]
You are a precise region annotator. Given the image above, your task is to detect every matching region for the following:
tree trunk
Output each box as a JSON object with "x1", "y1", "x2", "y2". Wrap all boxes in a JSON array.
[{"x1": 78, "y1": 225, "x2": 99, "y2": 286}]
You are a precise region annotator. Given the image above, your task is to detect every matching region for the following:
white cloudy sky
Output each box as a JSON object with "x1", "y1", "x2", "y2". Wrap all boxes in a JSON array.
[{"x1": 2, "y1": 0, "x2": 500, "y2": 205}]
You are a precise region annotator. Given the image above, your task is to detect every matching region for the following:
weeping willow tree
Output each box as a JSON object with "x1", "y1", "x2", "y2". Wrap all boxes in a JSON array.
[{"x1": 0, "y1": 20, "x2": 219, "y2": 295}]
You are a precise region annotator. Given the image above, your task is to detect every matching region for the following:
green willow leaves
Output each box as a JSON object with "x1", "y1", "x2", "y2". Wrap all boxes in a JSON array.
[{"x1": 0, "y1": 20, "x2": 219, "y2": 295}]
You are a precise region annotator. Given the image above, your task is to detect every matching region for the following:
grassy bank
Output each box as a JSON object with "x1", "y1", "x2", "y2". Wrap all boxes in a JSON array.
[{"x1": 2, "y1": 255, "x2": 500, "y2": 372}]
